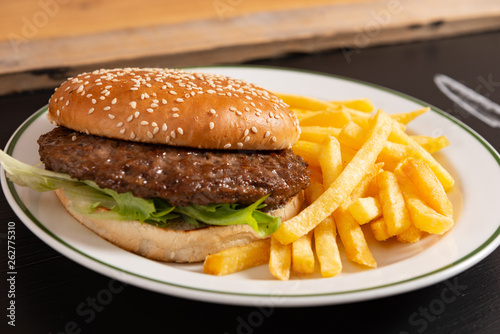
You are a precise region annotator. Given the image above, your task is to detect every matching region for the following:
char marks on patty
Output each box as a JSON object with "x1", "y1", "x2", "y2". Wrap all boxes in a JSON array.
[{"x1": 38, "y1": 127, "x2": 310, "y2": 209}]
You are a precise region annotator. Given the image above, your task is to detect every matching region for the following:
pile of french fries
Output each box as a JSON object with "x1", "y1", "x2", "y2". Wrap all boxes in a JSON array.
[{"x1": 203, "y1": 94, "x2": 455, "y2": 280}]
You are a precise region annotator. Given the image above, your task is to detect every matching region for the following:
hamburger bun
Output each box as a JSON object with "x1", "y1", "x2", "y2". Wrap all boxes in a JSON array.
[
  {"x1": 47, "y1": 68, "x2": 300, "y2": 150},
  {"x1": 55, "y1": 189, "x2": 304, "y2": 263}
]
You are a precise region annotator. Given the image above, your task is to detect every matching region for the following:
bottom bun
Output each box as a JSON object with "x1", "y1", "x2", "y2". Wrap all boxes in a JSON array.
[{"x1": 55, "y1": 189, "x2": 304, "y2": 263}]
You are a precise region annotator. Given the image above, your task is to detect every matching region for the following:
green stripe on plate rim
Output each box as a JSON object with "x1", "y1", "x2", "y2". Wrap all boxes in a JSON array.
[{"x1": 4, "y1": 66, "x2": 500, "y2": 299}]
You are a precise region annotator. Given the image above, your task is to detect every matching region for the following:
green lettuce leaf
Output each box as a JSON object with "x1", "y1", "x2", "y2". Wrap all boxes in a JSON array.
[{"x1": 0, "y1": 150, "x2": 280, "y2": 236}]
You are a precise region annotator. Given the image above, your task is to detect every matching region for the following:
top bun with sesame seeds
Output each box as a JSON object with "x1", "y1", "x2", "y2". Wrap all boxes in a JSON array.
[
  {"x1": 47, "y1": 67, "x2": 300, "y2": 150},
  {"x1": 30, "y1": 67, "x2": 311, "y2": 263}
]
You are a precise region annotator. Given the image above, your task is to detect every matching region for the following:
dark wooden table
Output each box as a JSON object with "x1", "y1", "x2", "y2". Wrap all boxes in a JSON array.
[{"x1": 1, "y1": 31, "x2": 500, "y2": 334}]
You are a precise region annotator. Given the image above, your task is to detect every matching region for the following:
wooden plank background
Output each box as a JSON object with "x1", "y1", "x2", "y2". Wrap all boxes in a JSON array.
[{"x1": 1, "y1": 0, "x2": 500, "y2": 94}]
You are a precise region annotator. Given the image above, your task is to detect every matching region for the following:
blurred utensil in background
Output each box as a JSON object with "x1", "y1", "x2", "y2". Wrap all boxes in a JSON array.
[{"x1": 434, "y1": 73, "x2": 500, "y2": 128}]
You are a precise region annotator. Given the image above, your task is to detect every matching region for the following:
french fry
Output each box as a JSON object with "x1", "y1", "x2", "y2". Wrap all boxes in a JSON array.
[
  {"x1": 292, "y1": 141, "x2": 322, "y2": 167},
  {"x1": 377, "y1": 171, "x2": 411, "y2": 236},
  {"x1": 299, "y1": 109, "x2": 351, "y2": 128},
  {"x1": 377, "y1": 141, "x2": 411, "y2": 171},
  {"x1": 269, "y1": 235, "x2": 292, "y2": 280},
  {"x1": 395, "y1": 171, "x2": 454, "y2": 234},
  {"x1": 397, "y1": 222, "x2": 423, "y2": 243},
  {"x1": 389, "y1": 124, "x2": 455, "y2": 190},
  {"x1": 203, "y1": 239, "x2": 271, "y2": 276},
  {"x1": 314, "y1": 216, "x2": 342, "y2": 276},
  {"x1": 309, "y1": 181, "x2": 342, "y2": 277},
  {"x1": 412, "y1": 135, "x2": 450, "y2": 153},
  {"x1": 390, "y1": 107, "x2": 429, "y2": 124},
  {"x1": 319, "y1": 136, "x2": 343, "y2": 187},
  {"x1": 343, "y1": 162, "x2": 385, "y2": 208},
  {"x1": 275, "y1": 93, "x2": 335, "y2": 111},
  {"x1": 334, "y1": 165, "x2": 383, "y2": 268},
  {"x1": 273, "y1": 110, "x2": 392, "y2": 245},
  {"x1": 330, "y1": 98, "x2": 374, "y2": 112},
  {"x1": 370, "y1": 217, "x2": 391, "y2": 241},
  {"x1": 335, "y1": 209, "x2": 377, "y2": 267},
  {"x1": 339, "y1": 122, "x2": 412, "y2": 170},
  {"x1": 399, "y1": 158, "x2": 453, "y2": 218},
  {"x1": 292, "y1": 231, "x2": 315, "y2": 274},
  {"x1": 299, "y1": 126, "x2": 341, "y2": 143},
  {"x1": 348, "y1": 197, "x2": 382, "y2": 225},
  {"x1": 338, "y1": 121, "x2": 366, "y2": 149}
]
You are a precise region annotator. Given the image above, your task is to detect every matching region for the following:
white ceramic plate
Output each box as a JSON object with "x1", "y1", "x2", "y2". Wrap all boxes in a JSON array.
[{"x1": 2, "y1": 66, "x2": 500, "y2": 307}]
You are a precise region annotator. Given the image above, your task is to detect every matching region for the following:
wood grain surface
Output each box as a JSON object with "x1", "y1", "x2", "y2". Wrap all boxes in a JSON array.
[{"x1": 1, "y1": 0, "x2": 500, "y2": 94}]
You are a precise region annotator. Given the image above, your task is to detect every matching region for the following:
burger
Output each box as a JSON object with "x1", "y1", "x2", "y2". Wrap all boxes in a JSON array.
[{"x1": 1, "y1": 68, "x2": 310, "y2": 263}]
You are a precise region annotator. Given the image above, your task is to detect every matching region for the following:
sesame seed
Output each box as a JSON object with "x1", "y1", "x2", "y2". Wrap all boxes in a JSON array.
[
  {"x1": 100, "y1": 96, "x2": 105, "y2": 100},
  {"x1": 224, "y1": 144, "x2": 231, "y2": 149},
  {"x1": 127, "y1": 115, "x2": 133, "y2": 122},
  {"x1": 71, "y1": 135, "x2": 77, "y2": 141},
  {"x1": 117, "y1": 122, "x2": 123, "y2": 127},
  {"x1": 65, "y1": 100, "x2": 69, "y2": 106},
  {"x1": 111, "y1": 98, "x2": 117, "y2": 104},
  {"x1": 147, "y1": 108, "x2": 154, "y2": 113},
  {"x1": 244, "y1": 136, "x2": 250, "y2": 142},
  {"x1": 162, "y1": 99, "x2": 167, "y2": 104},
  {"x1": 209, "y1": 109, "x2": 216, "y2": 115},
  {"x1": 272, "y1": 136, "x2": 277, "y2": 142},
  {"x1": 151, "y1": 103, "x2": 158, "y2": 108},
  {"x1": 152, "y1": 122, "x2": 158, "y2": 127},
  {"x1": 245, "y1": 96, "x2": 252, "y2": 100},
  {"x1": 207, "y1": 90, "x2": 216, "y2": 94},
  {"x1": 153, "y1": 127, "x2": 159, "y2": 134},
  {"x1": 161, "y1": 85, "x2": 167, "y2": 90},
  {"x1": 244, "y1": 129, "x2": 249, "y2": 136},
  {"x1": 171, "y1": 131, "x2": 176, "y2": 138},
  {"x1": 229, "y1": 107, "x2": 237, "y2": 112},
  {"x1": 141, "y1": 121, "x2": 149, "y2": 125},
  {"x1": 165, "y1": 136, "x2": 170, "y2": 143},
  {"x1": 105, "y1": 85, "x2": 112, "y2": 89},
  {"x1": 177, "y1": 128, "x2": 183, "y2": 135},
  {"x1": 104, "y1": 106, "x2": 111, "y2": 111},
  {"x1": 86, "y1": 94, "x2": 92, "y2": 98},
  {"x1": 120, "y1": 128, "x2": 126, "y2": 134},
  {"x1": 130, "y1": 87, "x2": 139, "y2": 91},
  {"x1": 56, "y1": 110, "x2": 60, "y2": 116},
  {"x1": 76, "y1": 85, "x2": 84, "y2": 93},
  {"x1": 209, "y1": 122, "x2": 214, "y2": 129},
  {"x1": 251, "y1": 127, "x2": 258, "y2": 133},
  {"x1": 264, "y1": 131, "x2": 271, "y2": 138},
  {"x1": 236, "y1": 110, "x2": 242, "y2": 116},
  {"x1": 130, "y1": 101, "x2": 137, "y2": 109},
  {"x1": 134, "y1": 111, "x2": 140, "y2": 118},
  {"x1": 237, "y1": 142, "x2": 243, "y2": 148},
  {"x1": 108, "y1": 114, "x2": 115, "y2": 119},
  {"x1": 162, "y1": 123, "x2": 168, "y2": 131},
  {"x1": 172, "y1": 107, "x2": 179, "y2": 112},
  {"x1": 147, "y1": 131, "x2": 153, "y2": 139},
  {"x1": 172, "y1": 113, "x2": 179, "y2": 118},
  {"x1": 88, "y1": 108, "x2": 94, "y2": 114},
  {"x1": 130, "y1": 132, "x2": 135, "y2": 139},
  {"x1": 169, "y1": 91, "x2": 177, "y2": 95},
  {"x1": 175, "y1": 98, "x2": 184, "y2": 103}
]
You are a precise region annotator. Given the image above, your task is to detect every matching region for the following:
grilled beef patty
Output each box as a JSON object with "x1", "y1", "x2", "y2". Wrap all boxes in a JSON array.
[{"x1": 38, "y1": 127, "x2": 310, "y2": 209}]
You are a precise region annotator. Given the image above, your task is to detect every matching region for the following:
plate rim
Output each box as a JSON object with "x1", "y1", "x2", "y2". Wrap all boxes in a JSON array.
[{"x1": 3, "y1": 65, "x2": 500, "y2": 305}]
